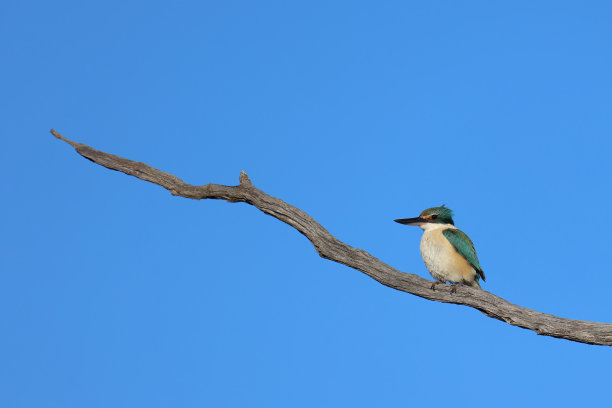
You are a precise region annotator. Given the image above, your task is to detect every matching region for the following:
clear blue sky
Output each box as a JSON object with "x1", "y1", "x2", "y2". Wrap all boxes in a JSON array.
[{"x1": 2, "y1": 1, "x2": 612, "y2": 407}]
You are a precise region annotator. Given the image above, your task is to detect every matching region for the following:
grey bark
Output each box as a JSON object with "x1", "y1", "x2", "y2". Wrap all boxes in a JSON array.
[{"x1": 50, "y1": 129, "x2": 612, "y2": 346}]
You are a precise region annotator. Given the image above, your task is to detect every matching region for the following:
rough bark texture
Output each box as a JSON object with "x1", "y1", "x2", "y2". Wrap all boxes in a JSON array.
[{"x1": 50, "y1": 129, "x2": 612, "y2": 346}]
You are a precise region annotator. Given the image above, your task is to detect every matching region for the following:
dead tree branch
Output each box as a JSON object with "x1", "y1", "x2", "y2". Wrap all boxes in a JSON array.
[{"x1": 50, "y1": 129, "x2": 612, "y2": 346}]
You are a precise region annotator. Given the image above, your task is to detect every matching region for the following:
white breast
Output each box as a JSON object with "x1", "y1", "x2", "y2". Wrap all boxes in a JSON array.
[{"x1": 419, "y1": 224, "x2": 466, "y2": 283}]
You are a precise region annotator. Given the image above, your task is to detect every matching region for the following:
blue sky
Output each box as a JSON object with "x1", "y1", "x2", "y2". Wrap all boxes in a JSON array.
[{"x1": 2, "y1": 1, "x2": 612, "y2": 407}]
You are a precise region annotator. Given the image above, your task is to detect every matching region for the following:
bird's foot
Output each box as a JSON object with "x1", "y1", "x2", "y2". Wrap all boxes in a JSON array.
[
  {"x1": 430, "y1": 280, "x2": 445, "y2": 291},
  {"x1": 450, "y1": 284, "x2": 458, "y2": 294}
]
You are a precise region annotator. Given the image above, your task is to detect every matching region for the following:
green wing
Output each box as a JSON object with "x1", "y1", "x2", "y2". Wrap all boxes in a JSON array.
[{"x1": 442, "y1": 229, "x2": 485, "y2": 282}]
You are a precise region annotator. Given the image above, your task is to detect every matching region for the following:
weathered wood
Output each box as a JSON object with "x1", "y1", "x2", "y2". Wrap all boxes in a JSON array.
[{"x1": 50, "y1": 129, "x2": 612, "y2": 346}]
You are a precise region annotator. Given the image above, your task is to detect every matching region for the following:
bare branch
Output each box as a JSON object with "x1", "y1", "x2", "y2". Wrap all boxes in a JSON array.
[{"x1": 50, "y1": 129, "x2": 612, "y2": 346}]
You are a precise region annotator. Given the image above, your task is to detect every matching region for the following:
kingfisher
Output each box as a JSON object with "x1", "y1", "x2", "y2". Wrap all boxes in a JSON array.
[{"x1": 394, "y1": 206, "x2": 485, "y2": 291}]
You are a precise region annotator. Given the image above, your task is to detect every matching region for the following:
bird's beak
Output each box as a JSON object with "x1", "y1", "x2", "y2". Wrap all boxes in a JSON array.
[{"x1": 394, "y1": 217, "x2": 427, "y2": 225}]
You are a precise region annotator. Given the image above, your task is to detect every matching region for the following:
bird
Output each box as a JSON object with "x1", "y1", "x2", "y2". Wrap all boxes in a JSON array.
[{"x1": 394, "y1": 205, "x2": 485, "y2": 291}]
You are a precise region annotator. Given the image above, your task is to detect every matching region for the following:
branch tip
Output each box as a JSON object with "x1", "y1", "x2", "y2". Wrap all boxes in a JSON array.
[
  {"x1": 50, "y1": 129, "x2": 81, "y2": 149},
  {"x1": 50, "y1": 128, "x2": 63, "y2": 140}
]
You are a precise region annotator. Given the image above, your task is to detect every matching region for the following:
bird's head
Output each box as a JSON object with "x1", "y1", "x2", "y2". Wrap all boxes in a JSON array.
[{"x1": 394, "y1": 205, "x2": 455, "y2": 229}]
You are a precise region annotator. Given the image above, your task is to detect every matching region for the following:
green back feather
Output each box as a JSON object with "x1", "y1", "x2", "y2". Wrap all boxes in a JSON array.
[{"x1": 442, "y1": 228, "x2": 485, "y2": 282}]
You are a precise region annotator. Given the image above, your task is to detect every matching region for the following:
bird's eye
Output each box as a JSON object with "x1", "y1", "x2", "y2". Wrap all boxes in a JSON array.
[{"x1": 431, "y1": 214, "x2": 438, "y2": 220}]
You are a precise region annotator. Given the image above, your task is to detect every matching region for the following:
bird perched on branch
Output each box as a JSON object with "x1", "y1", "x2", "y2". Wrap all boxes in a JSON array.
[{"x1": 395, "y1": 206, "x2": 485, "y2": 291}]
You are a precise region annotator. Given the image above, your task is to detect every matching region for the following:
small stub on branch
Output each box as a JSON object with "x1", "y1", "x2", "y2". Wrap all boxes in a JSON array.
[{"x1": 239, "y1": 170, "x2": 252, "y2": 186}]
